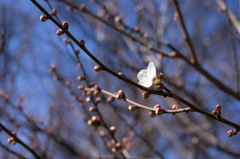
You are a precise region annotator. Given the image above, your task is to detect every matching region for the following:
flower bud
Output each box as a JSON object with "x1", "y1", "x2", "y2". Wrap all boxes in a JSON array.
[
  {"x1": 87, "y1": 119, "x2": 93, "y2": 125},
  {"x1": 128, "y1": 105, "x2": 138, "y2": 111},
  {"x1": 89, "y1": 106, "x2": 96, "y2": 112},
  {"x1": 80, "y1": 40, "x2": 85, "y2": 46},
  {"x1": 40, "y1": 14, "x2": 48, "y2": 22},
  {"x1": 156, "y1": 85, "x2": 163, "y2": 91},
  {"x1": 157, "y1": 72, "x2": 164, "y2": 79},
  {"x1": 152, "y1": 76, "x2": 162, "y2": 85},
  {"x1": 107, "y1": 96, "x2": 115, "y2": 103},
  {"x1": 110, "y1": 126, "x2": 116, "y2": 134},
  {"x1": 96, "y1": 97, "x2": 101, "y2": 104},
  {"x1": 77, "y1": 76, "x2": 85, "y2": 81},
  {"x1": 64, "y1": 38, "x2": 70, "y2": 45},
  {"x1": 227, "y1": 130, "x2": 234, "y2": 137},
  {"x1": 89, "y1": 82, "x2": 95, "y2": 88},
  {"x1": 215, "y1": 104, "x2": 221, "y2": 111},
  {"x1": 155, "y1": 108, "x2": 165, "y2": 115},
  {"x1": 49, "y1": 64, "x2": 57, "y2": 72},
  {"x1": 77, "y1": 85, "x2": 84, "y2": 89},
  {"x1": 86, "y1": 97, "x2": 93, "y2": 102},
  {"x1": 79, "y1": 3, "x2": 86, "y2": 11},
  {"x1": 149, "y1": 111, "x2": 156, "y2": 118},
  {"x1": 94, "y1": 85, "x2": 101, "y2": 91},
  {"x1": 49, "y1": 9, "x2": 57, "y2": 15},
  {"x1": 65, "y1": 80, "x2": 71, "y2": 86},
  {"x1": 62, "y1": 21, "x2": 69, "y2": 30},
  {"x1": 94, "y1": 90, "x2": 100, "y2": 96},
  {"x1": 172, "y1": 104, "x2": 180, "y2": 110},
  {"x1": 94, "y1": 65, "x2": 102, "y2": 72},
  {"x1": 117, "y1": 90, "x2": 125, "y2": 99},
  {"x1": 56, "y1": 29, "x2": 64, "y2": 36},
  {"x1": 118, "y1": 72, "x2": 126, "y2": 78},
  {"x1": 75, "y1": 50, "x2": 80, "y2": 55},
  {"x1": 154, "y1": 104, "x2": 161, "y2": 109},
  {"x1": 212, "y1": 110, "x2": 218, "y2": 116},
  {"x1": 142, "y1": 91, "x2": 150, "y2": 99}
]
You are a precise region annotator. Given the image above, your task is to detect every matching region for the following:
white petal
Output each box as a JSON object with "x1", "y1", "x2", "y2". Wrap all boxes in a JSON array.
[
  {"x1": 138, "y1": 79, "x2": 153, "y2": 88},
  {"x1": 137, "y1": 69, "x2": 147, "y2": 80},
  {"x1": 147, "y1": 62, "x2": 156, "y2": 78}
]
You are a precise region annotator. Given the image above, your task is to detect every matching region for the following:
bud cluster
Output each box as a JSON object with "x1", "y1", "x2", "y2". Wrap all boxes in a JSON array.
[
  {"x1": 88, "y1": 116, "x2": 101, "y2": 127},
  {"x1": 212, "y1": 104, "x2": 221, "y2": 118},
  {"x1": 116, "y1": 90, "x2": 126, "y2": 100},
  {"x1": 7, "y1": 137, "x2": 16, "y2": 145},
  {"x1": 152, "y1": 72, "x2": 164, "y2": 91},
  {"x1": 154, "y1": 104, "x2": 165, "y2": 115}
]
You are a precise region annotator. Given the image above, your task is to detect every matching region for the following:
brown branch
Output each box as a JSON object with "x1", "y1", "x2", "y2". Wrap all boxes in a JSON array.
[
  {"x1": 0, "y1": 123, "x2": 41, "y2": 159},
  {"x1": 172, "y1": 0, "x2": 198, "y2": 64},
  {"x1": 57, "y1": 0, "x2": 240, "y2": 102},
  {"x1": 215, "y1": 0, "x2": 240, "y2": 34},
  {"x1": 30, "y1": 0, "x2": 240, "y2": 131},
  {"x1": 0, "y1": 142, "x2": 27, "y2": 159}
]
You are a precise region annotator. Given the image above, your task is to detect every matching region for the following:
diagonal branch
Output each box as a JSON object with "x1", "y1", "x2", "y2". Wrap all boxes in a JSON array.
[
  {"x1": 216, "y1": 0, "x2": 240, "y2": 34},
  {"x1": 172, "y1": 0, "x2": 198, "y2": 64}
]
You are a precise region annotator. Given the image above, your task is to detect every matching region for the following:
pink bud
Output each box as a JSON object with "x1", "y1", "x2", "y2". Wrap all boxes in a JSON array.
[
  {"x1": 96, "y1": 97, "x2": 102, "y2": 104},
  {"x1": 154, "y1": 104, "x2": 161, "y2": 109},
  {"x1": 89, "y1": 82, "x2": 95, "y2": 88},
  {"x1": 75, "y1": 50, "x2": 80, "y2": 55},
  {"x1": 79, "y1": 3, "x2": 86, "y2": 11},
  {"x1": 89, "y1": 106, "x2": 97, "y2": 112},
  {"x1": 49, "y1": 64, "x2": 57, "y2": 72},
  {"x1": 49, "y1": 9, "x2": 57, "y2": 15},
  {"x1": 227, "y1": 130, "x2": 234, "y2": 137},
  {"x1": 40, "y1": 14, "x2": 48, "y2": 22},
  {"x1": 117, "y1": 90, "x2": 125, "y2": 99},
  {"x1": 157, "y1": 72, "x2": 164, "y2": 79},
  {"x1": 77, "y1": 85, "x2": 84, "y2": 89},
  {"x1": 172, "y1": 104, "x2": 180, "y2": 110},
  {"x1": 215, "y1": 104, "x2": 221, "y2": 111},
  {"x1": 107, "y1": 96, "x2": 115, "y2": 103},
  {"x1": 155, "y1": 108, "x2": 165, "y2": 115},
  {"x1": 80, "y1": 40, "x2": 85, "y2": 46},
  {"x1": 152, "y1": 76, "x2": 162, "y2": 85},
  {"x1": 142, "y1": 91, "x2": 150, "y2": 99},
  {"x1": 110, "y1": 126, "x2": 116, "y2": 134},
  {"x1": 62, "y1": 21, "x2": 69, "y2": 30},
  {"x1": 94, "y1": 85, "x2": 101, "y2": 91},
  {"x1": 94, "y1": 90, "x2": 100, "y2": 96},
  {"x1": 128, "y1": 105, "x2": 138, "y2": 111},
  {"x1": 77, "y1": 76, "x2": 85, "y2": 81},
  {"x1": 149, "y1": 111, "x2": 156, "y2": 118},
  {"x1": 156, "y1": 84, "x2": 163, "y2": 91},
  {"x1": 56, "y1": 29, "x2": 64, "y2": 36},
  {"x1": 86, "y1": 97, "x2": 93, "y2": 102},
  {"x1": 65, "y1": 80, "x2": 71, "y2": 86},
  {"x1": 118, "y1": 72, "x2": 126, "y2": 78},
  {"x1": 212, "y1": 110, "x2": 218, "y2": 116},
  {"x1": 64, "y1": 38, "x2": 70, "y2": 45},
  {"x1": 94, "y1": 65, "x2": 102, "y2": 72}
]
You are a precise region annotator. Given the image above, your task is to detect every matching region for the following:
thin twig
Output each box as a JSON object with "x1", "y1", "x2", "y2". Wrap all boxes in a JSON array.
[
  {"x1": 172, "y1": 0, "x2": 197, "y2": 64},
  {"x1": 225, "y1": 3, "x2": 239, "y2": 94},
  {"x1": 0, "y1": 123, "x2": 41, "y2": 159}
]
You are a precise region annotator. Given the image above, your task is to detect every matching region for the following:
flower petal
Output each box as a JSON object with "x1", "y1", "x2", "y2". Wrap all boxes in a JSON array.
[
  {"x1": 138, "y1": 79, "x2": 153, "y2": 88},
  {"x1": 147, "y1": 62, "x2": 156, "y2": 79},
  {"x1": 137, "y1": 69, "x2": 147, "y2": 80}
]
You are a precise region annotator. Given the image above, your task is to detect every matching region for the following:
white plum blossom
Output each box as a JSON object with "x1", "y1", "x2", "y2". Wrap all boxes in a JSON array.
[{"x1": 137, "y1": 62, "x2": 156, "y2": 87}]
